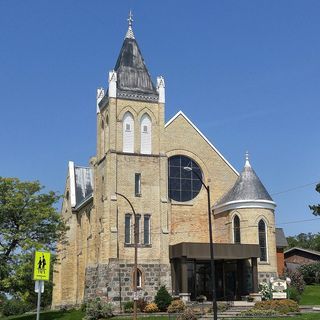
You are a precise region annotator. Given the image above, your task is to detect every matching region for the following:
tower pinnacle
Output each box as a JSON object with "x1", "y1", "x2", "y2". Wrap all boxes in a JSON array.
[
  {"x1": 245, "y1": 151, "x2": 251, "y2": 167},
  {"x1": 125, "y1": 10, "x2": 135, "y2": 39}
]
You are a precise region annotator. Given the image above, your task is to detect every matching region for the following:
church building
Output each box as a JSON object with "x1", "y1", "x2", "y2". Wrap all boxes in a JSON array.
[{"x1": 52, "y1": 15, "x2": 280, "y2": 308}]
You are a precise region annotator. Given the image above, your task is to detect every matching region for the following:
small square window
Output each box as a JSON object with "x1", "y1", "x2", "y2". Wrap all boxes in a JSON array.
[
  {"x1": 143, "y1": 125, "x2": 148, "y2": 133},
  {"x1": 126, "y1": 123, "x2": 131, "y2": 132}
]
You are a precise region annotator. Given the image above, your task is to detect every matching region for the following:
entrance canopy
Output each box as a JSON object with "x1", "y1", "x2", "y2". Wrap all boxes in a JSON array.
[{"x1": 170, "y1": 242, "x2": 260, "y2": 260}]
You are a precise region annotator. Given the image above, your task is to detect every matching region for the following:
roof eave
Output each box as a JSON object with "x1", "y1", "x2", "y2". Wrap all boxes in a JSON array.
[{"x1": 213, "y1": 199, "x2": 276, "y2": 214}]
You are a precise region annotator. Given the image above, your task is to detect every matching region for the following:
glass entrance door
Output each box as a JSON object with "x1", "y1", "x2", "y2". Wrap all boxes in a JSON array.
[
  {"x1": 195, "y1": 262, "x2": 212, "y2": 300},
  {"x1": 224, "y1": 261, "x2": 237, "y2": 300}
]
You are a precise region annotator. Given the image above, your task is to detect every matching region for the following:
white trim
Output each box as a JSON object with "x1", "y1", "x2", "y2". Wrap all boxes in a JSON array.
[
  {"x1": 165, "y1": 111, "x2": 238, "y2": 175},
  {"x1": 96, "y1": 88, "x2": 105, "y2": 114},
  {"x1": 68, "y1": 161, "x2": 76, "y2": 208},
  {"x1": 214, "y1": 199, "x2": 276, "y2": 214}
]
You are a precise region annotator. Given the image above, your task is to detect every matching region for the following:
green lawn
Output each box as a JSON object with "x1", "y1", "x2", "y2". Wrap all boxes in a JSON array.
[
  {"x1": 0, "y1": 310, "x2": 84, "y2": 320},
  {"x1": 2, "y1": 310, "x2": 320, "y2": 320},
  {"x1": 300, "y1": 285, "x2": 320, "y2": 305}
]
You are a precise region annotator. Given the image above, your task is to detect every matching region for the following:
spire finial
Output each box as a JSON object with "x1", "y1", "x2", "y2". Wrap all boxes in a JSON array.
[
  {"x1": 128, "y1": 10, "x2": 133, "y2": 27},
  {"x1": 125, "y1": 10, "x2": 135, "y2": 39},
  {"x1": 245, "y1": 151, "x2": 251, "y2": 167}
]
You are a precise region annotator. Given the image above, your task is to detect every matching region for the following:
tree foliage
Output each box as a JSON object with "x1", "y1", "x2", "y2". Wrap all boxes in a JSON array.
[
  {"x1": 0, "y1": 177, "x2": 67, "y2": 303},
  {"x1": 154, "y1": 285, "x2": 172, "y2": 312},
  {"x1": 310, "y1": 182, "x2": 320, "y2": 215},
  {"x1": 286, "y1": 232, "x2": 320, "y2": 252}
]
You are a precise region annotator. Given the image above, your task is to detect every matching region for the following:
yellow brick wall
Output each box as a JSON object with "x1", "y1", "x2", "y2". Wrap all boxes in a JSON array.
[
  {"x1": 52, "y1": 100, "x2": 278, "y2": 307},
  {"x1": 164, "y1": 114, "x2": 239, "y2": 245}
]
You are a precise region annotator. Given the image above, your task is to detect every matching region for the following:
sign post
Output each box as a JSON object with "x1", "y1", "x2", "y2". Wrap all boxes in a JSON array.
[{"x1": 33, "y1": 251, "x2": 51, "y2": 320}]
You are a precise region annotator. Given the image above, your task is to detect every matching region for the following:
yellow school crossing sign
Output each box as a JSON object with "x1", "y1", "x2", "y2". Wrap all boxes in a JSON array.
[{"x1": 33, "y1": 251, "x2": 51, "y2": 281}]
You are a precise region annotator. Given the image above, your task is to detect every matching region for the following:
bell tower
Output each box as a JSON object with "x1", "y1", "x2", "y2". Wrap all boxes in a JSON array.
[{"x1": 90, "y1": 11, "x2": 171, "y2": 303}]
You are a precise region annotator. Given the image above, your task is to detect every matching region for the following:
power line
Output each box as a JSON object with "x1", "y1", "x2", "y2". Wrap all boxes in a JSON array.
[
  {"x1": 271, "y1": 181, "x2": 319, "y2": 196},
  {"x1": 277, "y1": 217, "x2": 320, "y2": 225}
]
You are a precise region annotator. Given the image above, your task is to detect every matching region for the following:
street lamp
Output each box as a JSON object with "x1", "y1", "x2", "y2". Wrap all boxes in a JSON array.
[
  {"x1": 183, "y1": 167, "x2": 218, "y2": 320},
  {"x1": 115, "y1": 192, "x2": 138, "y2": 320}
]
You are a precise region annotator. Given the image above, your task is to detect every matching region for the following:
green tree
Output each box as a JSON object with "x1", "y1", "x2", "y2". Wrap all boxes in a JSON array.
[
  {"x1": 154, "y1": 285, "x2": 172, "y2": 312},
  {"x1": 286, "y1": 232, "x2": 320, "y2": 251},
  {"x1": 0, "y1": 177, "x2": 67, "y2": 306},
  {"x1": 310, "y1": 183, "x2": 320, "y2": 215}
]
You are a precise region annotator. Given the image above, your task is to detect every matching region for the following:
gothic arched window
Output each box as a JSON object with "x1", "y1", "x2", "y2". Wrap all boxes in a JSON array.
[
  {"x1": 140, "y1": 113, "x2": 152, "y2": 154},
  {"x1": 132, "y1": 268, "x2": 142, "y2": 289},
  {"x1": 233, "y1": 215, "x2": 241, "y2": 244},
  {"x1": 258, "y1": 219, "x2": 267, "y2": 262},
  {"x1": 136, "y1": 268, "x2": 142, "y2": 288},
  {"x1": 123, "y1": 112, "x2": 134, "y2": 153}
]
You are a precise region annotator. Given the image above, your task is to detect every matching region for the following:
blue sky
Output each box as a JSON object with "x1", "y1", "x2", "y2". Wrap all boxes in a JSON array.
[{"x1": 1, "y1": 1, "x2": 319, "y2": 236}]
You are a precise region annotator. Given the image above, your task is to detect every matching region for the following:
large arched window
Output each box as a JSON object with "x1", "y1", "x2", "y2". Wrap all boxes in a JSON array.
[
  {"x1": 258, "y1": 219, "x2": 267, "y2": 262},
  {"x1": 123, "y1": 112, "x2": 134, "y2": 153},
  {"x1": 233, "y1": 215, "x2": 241, "y2": 244},
  {"x1": 140, "y1": 114, "x2": 152, "y2": 154},
  {"x1": 168, "y1": 155, "x2": 202, "y2": 202}
]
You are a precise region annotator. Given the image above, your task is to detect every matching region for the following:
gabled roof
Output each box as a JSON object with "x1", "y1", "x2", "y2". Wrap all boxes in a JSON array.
[
  {"x1": 113, "y1": 19, "x2": 158, "y2": 102},
  {"x1": 276, "y1": 228, "x2": 288, "y2": 248},
  {"x1": 69, "y1": 161, "x2": 93, "y2": 210},
  {"x1": 284, "y1": 247, "x2": 320, "y2": 257},
  {"x1": 165, "y1": 111, "x2": 239, "y2": 175},
  {"x1": 214, "y1": 153, "x2": 276, "y2": 213}
]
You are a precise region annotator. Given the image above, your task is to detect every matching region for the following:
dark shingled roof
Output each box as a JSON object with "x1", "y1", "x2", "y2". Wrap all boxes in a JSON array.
[
  {"x1": 215, "y1": 157, "x2": 273, "y2": 206},
  {"x1": 114, "y1": 35, "x2": 158, "y2": 102},
  {"x1": 276, "y1": 228, "x2": 288, "y2": 248}
]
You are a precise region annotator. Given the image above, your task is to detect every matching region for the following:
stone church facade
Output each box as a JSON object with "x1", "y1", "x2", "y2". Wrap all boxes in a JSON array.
[{"x1": 52, "y1": 16, "x2": 279, "y2": 308}]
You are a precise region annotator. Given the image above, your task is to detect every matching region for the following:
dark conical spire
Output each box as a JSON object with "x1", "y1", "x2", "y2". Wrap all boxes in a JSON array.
[
  {"x1": 214, "y1": 152, "x2": 275, "y2": 211},
  {"x1": 114, "y1": 12, "x2": 158, "y2": 101}
]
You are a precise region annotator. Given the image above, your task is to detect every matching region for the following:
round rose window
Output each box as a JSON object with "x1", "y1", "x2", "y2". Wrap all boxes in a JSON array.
[{"x1": 168, "y1": 155, "x2": 203, "y2": 202}]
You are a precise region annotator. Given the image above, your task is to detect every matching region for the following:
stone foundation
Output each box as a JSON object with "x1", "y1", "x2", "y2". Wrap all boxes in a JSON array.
[
  {"x1": 258, "y1": 272, "x2": 277, "y2": 284},
  {"x1": 84, "y1": 259, "x2": 171, "y2": 308}
]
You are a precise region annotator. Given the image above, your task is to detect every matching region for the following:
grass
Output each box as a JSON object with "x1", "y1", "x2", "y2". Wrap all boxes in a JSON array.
[
  {"x1": 300, "y1": 285, "x2": 320, "y2": 305},
  {"x1": 0, "y1": 310, "x2": 84, "y2": 320},
  {"x1": 2, "y1": 309, "x2": 320, "y2": 320},
  {"x1": 232, "y1": 316, "x2": 320, "y2": 320}
]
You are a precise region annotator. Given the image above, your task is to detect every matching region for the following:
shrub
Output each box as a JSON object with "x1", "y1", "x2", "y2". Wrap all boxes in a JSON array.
[
  {"x1": 167, "y1": 299, "x2": 185, "y2": 313},
  {"x1": 154, "y1": 285, "x2": 172, "y2": 311},
  {"x1": 285, "y1": 269, "x2": 305, "y2": 294},
  {"x1": 288, "y1": 286, "x2": 301, "y2": 303},
  {"x1": 80, "y1": 302, "x2": 87, "y2": 312},
  {"x1": 144, "y1": 302, "x2": 159, "y2": 313},
  {"x1": 137, "y1": 298, "x2": 147, "y2": 312},
  {"x1": 299, "y1": 262, "x2": 320, "y2": 284},
  {"x1": 2, "y1": 299, "x2": 31, "y2": 316},
  {"x1": 241, "y1": 308, "x2": 279, "y2": 316},
  {"x1": 123, "y1": 300, "x2": 134, "y2": 313},
  {"x1": 254, "y1": 299, "x2": 299, "y2": 314},
  {"x1": 177, "y1": 308, "x2": 197, "y2": 320},
  {"x1": 85, "y1": 297, "x2": 113, "y2": 320}
]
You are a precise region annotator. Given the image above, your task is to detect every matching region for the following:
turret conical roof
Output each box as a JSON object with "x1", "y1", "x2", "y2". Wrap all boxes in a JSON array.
[{"x1": 214, "y1": 153, "x2": 276, "y2": 213}]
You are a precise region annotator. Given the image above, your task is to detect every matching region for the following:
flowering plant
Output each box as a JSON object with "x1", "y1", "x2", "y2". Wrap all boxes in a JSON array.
[{"x1": 259, "y1": 282, "x2": 271, "y2": 300}]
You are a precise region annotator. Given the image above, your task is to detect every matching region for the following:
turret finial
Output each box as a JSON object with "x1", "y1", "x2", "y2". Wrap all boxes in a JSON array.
[
  {"x1": 125, "y1": 10, "x2": 135, "y2": 39},
  {"x1": 245, "y1": 151, "x2": 251, "y2": 167}
]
